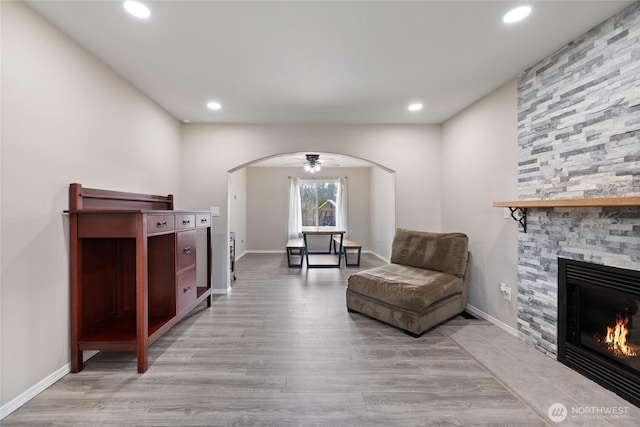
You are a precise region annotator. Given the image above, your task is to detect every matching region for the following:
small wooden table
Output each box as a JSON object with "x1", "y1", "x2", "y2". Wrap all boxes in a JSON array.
[{"x1": 301, "y1": 227, "x2": 345, "y2": 268}]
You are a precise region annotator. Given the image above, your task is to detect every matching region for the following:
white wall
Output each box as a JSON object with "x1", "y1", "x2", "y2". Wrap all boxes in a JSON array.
[
  {"x1": 245, "y1": 167, "x2": 290, "y2": 251},
  {"x1": 179, "y1": 124, "x2": 442, "y2": 292},
  {"x1": 1, "y1": 2, "x2": 181, "y2": 408},
  {"x1": 246, "y1": 167, "x2": 372, "y2": 252},
  {"x1": 441, "y1": 80, "x2": 519, "y2": 331},
  {"x1": 229, "y1": 168, "x2": 247, "y2": 259},
  {"x1": 370, "y1": 167, "x2": 396, "y2": 261}
]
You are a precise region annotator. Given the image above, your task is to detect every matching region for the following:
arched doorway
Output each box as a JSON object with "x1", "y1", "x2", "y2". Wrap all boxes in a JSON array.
[{"x1": 226, "y1": 151, "x2": 395, "y2": 286}]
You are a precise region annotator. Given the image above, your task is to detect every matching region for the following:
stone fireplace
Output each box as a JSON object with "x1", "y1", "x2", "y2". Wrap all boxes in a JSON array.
[
  {"x1": 558, "y1": 258, "x2": 640, "y2": 406},
  {"x1": 515, "y1": 0, "x2": 640, "y2": 367},
  {"x1": 517, "y1": 207, "x2": 640, "y2": 357}
]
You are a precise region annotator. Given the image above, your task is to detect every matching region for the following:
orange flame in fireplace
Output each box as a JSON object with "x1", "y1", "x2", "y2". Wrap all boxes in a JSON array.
[{"x1": 603, "y1": 313, "x2": 637, "y2": 357}]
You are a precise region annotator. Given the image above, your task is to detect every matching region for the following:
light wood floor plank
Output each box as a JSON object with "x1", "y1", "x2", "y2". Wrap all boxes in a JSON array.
[{"x1": 3, "y1": 253, "x2": 548, "y2": 426}]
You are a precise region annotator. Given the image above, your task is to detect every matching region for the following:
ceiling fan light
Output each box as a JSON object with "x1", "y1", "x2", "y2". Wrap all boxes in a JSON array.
[{"x1": 304, "y1": 153, "x2": 322, "y2": 173}]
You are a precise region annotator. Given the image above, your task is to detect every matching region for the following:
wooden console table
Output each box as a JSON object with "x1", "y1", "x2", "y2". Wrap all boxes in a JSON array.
[{"x1": 67, "y1": 184, "x2": 212, "y2": 373}]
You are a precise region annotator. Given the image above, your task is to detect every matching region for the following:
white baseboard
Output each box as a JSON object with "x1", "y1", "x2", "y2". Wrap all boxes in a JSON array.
[
  {"x1": 245, "y1": 249, "x2": 382, "y2": 256},
  {"x1": 248, "y1": 248, "x2": 390, "y2": 262},
  {"x1": 369, "y1": 251, "x2": 391, "y2": 263},
  {"x1": 0, "y1": 351, "x2": 99, "y2": 420},
  {"x1": 212, "y1": 286, "x2": 231, "y2": 295},
  {"x1": 0, "y1": 363, "x2": 69, "y2": 420},
  {"x1": 0, "y1": 364, "x2": 68, "y2": 420},
  {"x1": 362, "y1": 251, "x2": 391, "y2": 263},
  {"x1": 465, "y1": 304, "x2": 518, "y2": 337}
]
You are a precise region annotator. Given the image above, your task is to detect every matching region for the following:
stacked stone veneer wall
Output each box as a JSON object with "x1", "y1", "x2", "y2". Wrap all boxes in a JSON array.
[{"x1": 517, "y1": 3, "x2": 640, "y2": 357}]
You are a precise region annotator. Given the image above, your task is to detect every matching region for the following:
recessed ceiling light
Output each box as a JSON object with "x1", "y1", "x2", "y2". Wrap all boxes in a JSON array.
[
  {"x1": 503, "y1": 5, "x2": 531, "y2": 24},
  {"x1": 123, "y1": 1, "x2": 151, "y2": 19},
  {"x1": 206, "y1": 101, "x2": 222, "y2": 111},
  {"x1": 408, "y1": 103, "x2": 423, "y2": 112},
  {"x1": 182, "y1": 119, "x2": 191, "y2": 124}
]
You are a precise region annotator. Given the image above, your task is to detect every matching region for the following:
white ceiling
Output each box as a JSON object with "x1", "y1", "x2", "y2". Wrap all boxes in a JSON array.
[{"x1": 26, "y1": 0, "x2": 634, "y2": 126}]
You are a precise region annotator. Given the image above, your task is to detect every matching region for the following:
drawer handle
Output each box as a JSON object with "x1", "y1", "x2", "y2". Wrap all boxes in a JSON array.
[
  {"x1": 157, "y1": 221, "x2": 167, "y2": 228},
  {"x1": 182, "y1": 219, "x2": 191, "y2": 225},
  {"x1": 200, "y1": 218, "x2": 208, "y2": 223},
  {"x1": 183, "y1": 286, "x2": 191, "y2": 293},
  {"x1": 183, "y1": 247, "x2": 192, "y2": 254}
]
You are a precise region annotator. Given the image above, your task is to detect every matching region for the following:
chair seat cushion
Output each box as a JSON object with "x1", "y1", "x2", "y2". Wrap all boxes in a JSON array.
[{"x1": 347, "y1": 263, "x2": 463, "y2": 313}]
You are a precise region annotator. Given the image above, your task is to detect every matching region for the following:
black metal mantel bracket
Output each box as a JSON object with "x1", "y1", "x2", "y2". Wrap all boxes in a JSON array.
[{"x1": 509, "y1": 207, "x2": 527, "y2": 233}]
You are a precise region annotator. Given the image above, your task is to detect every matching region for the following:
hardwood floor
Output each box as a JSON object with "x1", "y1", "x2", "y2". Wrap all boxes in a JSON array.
[{"x1": 4, "y1": 253, "x2": 638, "y2": 425}]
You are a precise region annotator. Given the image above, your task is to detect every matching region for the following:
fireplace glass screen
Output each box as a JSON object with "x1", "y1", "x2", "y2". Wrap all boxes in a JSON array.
[
  {"x1": 559, "y1": 258, "x2": 640, "y2": 406},
  {"x1": 578, "y1": 286, "x2": 640, "y2": 372}
]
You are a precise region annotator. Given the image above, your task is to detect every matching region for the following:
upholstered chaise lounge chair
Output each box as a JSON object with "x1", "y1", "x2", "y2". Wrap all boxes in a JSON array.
[{"x1": 346, "y1": 228, "x2": 470, "y2": 336}]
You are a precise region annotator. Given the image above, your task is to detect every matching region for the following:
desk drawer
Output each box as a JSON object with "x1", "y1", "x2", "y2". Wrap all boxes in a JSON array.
[
  {"x1": 147, "y1": 214, "x2": 175, "y2": 235},
  {"x1": 196, "y1": 213, "x2": 210, "y2": 228},
  {"x1": 176, "y1": 230, "x2": 196, "y2": 271},
  {"x1": 176, "y1": 267, "x2": 196, "y2": 313},
  {"x1": 176, "y1": 214, "x2": 196, "y2": 230}
]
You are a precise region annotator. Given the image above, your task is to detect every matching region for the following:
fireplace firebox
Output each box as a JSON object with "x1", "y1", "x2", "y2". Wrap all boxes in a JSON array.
[{"x1": 558, "y1": 258, "x2": 640, "y2": 406}]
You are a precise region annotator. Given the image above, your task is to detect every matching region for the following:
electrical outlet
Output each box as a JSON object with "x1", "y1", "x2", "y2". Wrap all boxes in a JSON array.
[
  {"x1": 504, "y1": 286, "x2": 511, "y2": 301},
  {"x1": 499, "y1": 282, "x2": 512, "y2": 301}
]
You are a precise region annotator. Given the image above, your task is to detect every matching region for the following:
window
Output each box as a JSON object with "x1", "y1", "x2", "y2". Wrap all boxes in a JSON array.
[{"x1": 299, "y1": 180, "x2": 339, "y2": 227}]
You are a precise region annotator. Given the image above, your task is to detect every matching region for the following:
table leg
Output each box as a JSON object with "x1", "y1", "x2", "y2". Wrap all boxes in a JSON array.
[{"x1": 303, "y1": 233, "x2": 310, "y2": 266}]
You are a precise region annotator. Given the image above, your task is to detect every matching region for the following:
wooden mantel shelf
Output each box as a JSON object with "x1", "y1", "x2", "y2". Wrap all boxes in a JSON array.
[
  {"x1": 493, "y1": 196, "x2": 640, "y2": 233},
  {"x1": 493, "y1": 196, "x2": 640, "y2": 208}
]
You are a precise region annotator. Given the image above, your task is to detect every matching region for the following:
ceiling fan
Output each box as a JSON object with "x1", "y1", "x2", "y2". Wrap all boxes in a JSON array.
[
  {"x1": 304, "y1": 154, "x2": 322, "y2": 172},
  {"x1": 282, "y1": 153, "x2": 341, "y2": 171}
]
